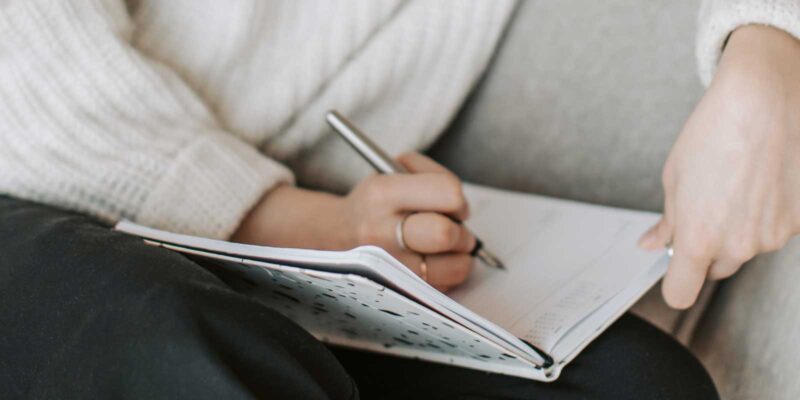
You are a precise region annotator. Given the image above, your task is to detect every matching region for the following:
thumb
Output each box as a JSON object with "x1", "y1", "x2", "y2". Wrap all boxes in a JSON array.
[
  {"x1": 638, "y1": 217, "x2": 671, "y2": 251},
  {"x1": 639, "y1": 195, "x2": 675, "y2": 251}
]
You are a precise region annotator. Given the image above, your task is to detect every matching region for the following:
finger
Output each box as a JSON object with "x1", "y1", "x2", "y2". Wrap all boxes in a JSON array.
[
  {"x1": 639, "y1": 199, "x2": 675, "y2": 251},
  {"x1": 403, "y1": 212, "x2": 476, "y2": 254},
  {"x1": 661, "y1": 245, "x2": 711, "y2": 309},
  {"x1": 372, "y1": 174, "x2": 469, "y2": 220},
  {"x1": 707, "y1": 258, "x2": 743, "y2": 280},
  {"x1": 395, "y1": 152, "x2": 470, "y2": 219},
  {"x1": 451, "y1": 223, "x2": 478, "y2": 253},
  {"x1": 396, "y1": 152, "x2": 454, "y2": 175},
  {"x1": 639, "y1": 219, "x2": 669, "y2": 251},
  {"x1": 425, "y1": 253, "x2": 474, "y2": 288},
  {"x1": 396, "y1": 251, "x2": 425, "y2": 276}
]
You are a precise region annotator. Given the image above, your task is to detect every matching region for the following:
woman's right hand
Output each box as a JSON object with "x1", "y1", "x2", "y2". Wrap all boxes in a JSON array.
[
  {"x1": 232, "y1": 152, "x2": 476, "y2": 292},
  {"x1": 343, "y1": 152, "x2": 476, "y2": 291}
]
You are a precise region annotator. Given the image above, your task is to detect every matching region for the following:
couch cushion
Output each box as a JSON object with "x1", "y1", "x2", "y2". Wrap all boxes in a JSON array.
[{"x1": 429, "y1": 0, "x2": 708, "y2": 339}]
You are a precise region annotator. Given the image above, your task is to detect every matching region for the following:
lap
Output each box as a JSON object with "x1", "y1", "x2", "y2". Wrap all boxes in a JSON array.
[
  {"x1": 0, "y1": 196, "x2": 355, "y2": 399},
  {"x1": 0, "y1": 196, "x2": 717, "y2": 399},
  {"x1": 334, "y1": 313, "x2": 716, "y2": 400}
]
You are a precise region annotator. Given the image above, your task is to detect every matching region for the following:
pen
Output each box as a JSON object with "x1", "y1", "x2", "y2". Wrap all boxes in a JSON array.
[{"x1": 325, "y1": 110, "x2": 506, "y2": 271}]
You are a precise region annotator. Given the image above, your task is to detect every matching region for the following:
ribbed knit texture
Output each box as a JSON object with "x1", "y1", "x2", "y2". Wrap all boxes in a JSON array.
[
  {"x1": 697, "y1": 0, "x2": 800, "y2": 86},
  {"x1": 0, "y1": 0, "x2": 298, "y2": 239},
  {"x1": 132, "y1": 0, "x2": 518, "y2": 191},
  {"x1": 1, "y1": 0, "x2": 792, "y2": 239},
  {"x1": 0, "y1": 0, "x2": 515, "y2": 238}
]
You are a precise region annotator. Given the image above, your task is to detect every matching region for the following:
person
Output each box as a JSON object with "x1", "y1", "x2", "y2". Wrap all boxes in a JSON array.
[{"x1": 1, "y1": 0, "x2": 790, "y2": 398}]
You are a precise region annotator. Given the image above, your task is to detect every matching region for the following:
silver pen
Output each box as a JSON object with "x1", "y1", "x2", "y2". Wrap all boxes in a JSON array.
[{"x1": 326, "y1": 110, "x2": 506, "y2": 270}]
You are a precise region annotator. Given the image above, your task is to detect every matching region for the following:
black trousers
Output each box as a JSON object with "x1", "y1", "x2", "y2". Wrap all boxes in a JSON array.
[{"x1": 0, "y1": 197, "x2": 718, "y2": 399}]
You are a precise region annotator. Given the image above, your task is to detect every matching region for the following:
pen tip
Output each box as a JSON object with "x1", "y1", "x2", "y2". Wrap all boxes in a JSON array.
[{"x1": 477, "y1": 248, "x2": 506, "y2": 271}]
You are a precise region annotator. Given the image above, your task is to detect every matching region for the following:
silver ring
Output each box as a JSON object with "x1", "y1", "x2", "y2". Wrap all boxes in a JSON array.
[
  {"x1": 395, "y1": 213, "x2": 414, "y2": 251},
  {"x1": 665, "y1": 239, "x2": 674, "y2": 257}
]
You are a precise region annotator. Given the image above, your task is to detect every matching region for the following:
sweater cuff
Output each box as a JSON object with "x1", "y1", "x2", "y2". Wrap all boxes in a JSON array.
[
  {"x1": 136, "y1": 133, "x2": 294, "y2": 239},
  {"x1": 697, "y1": 0, "x2": 800, "y2": 86}
]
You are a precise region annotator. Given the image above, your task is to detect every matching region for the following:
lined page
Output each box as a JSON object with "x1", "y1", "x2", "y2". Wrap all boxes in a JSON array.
[{"x1": 448, "y1": 185, "x2": 663, "y2": 353}]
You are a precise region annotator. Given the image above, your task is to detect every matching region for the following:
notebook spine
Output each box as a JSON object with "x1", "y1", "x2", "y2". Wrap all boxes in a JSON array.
[{"x1": 522, "y1": 339, "x2": 555, "y2": 370}]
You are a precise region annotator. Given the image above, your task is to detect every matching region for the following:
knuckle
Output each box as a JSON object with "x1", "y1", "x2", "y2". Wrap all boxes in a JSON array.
[
  {"x1": 707, "y1": 269, "x2": 722, "y2": 280},
  {"x1": 709, "y1": 266, "x2": 736, "y2": 280},
  {"x1": 711, "y1": 260, "x2": 739, "y2": 280},
  {"x1": 762, "y1": 227, "x2": 789, "y2": 252},
  {"x1": 355, "y1": 222, "x2": 381, "y2": 245},
  {"x1": 441, "y1": 175, "x2": 466, "y2": 211},
  {"x1": 679, "y1": 226, "x2": 718, "y2": 259},
  {"x1": 680, "y1": 239, "x2": 714, "y2": 262},
  {"x1": 761, "y1": 238, "x2": 781, "y2": 253},
  {"x1": 361, "y1": 174, "x2": 381, "y2": 187},
  {"x1": 682, "y1": 248, "x2": 712, "y2": 267},
  {"x1": 362, "y1": 176, "x2": 388, "y2": 204},
  {"x1": 723, "y1": 240, "x2": 756, "y2": 263}
]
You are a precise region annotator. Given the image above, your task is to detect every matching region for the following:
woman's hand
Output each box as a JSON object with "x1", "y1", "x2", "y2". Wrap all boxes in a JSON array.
[
  {"x1": 233, "y1": 152, "x2": 475, "y2": 292},
  {"x1": 343, "y1": 152, "x2": 476, "y2": 291},
  {"x1": 639, "y1": 25, "x2": 800, "y2": 309}
]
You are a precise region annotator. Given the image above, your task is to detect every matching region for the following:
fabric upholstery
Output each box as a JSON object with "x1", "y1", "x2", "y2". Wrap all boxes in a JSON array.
[{"x1": 429, "y1": 0, "x2": 707, "y2": 338}]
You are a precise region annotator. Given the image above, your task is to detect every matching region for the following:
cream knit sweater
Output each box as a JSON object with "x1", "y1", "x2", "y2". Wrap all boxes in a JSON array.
[{"x1": 0, "y1": 0, "x2": 796, "y2": 240}]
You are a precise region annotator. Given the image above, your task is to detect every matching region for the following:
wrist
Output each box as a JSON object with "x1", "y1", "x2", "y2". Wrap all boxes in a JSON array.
[
  {"x1": 232, "y1": 184, "x2": 355, "y2": 250},
  {"x1": 710, "y1": 25, "x2": 800, "y2": 131},
  {"x1": 717, "y1": 25, "x2": 800, "y2": 95}
]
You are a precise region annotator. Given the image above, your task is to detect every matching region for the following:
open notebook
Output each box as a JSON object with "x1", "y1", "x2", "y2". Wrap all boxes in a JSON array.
[{"x1": 115, "y1": 184, "x2": 668, "y2": 382}]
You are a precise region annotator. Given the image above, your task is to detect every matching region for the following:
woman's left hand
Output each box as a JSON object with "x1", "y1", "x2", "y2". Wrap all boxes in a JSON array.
[{"x1": 639, "y1": 25, "x2": 800, "y2": 309}]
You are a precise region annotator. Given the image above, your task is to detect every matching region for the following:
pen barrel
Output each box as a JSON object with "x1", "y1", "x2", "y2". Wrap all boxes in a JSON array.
[{"x1": 326, "y1": 111, "x2": 407, "y2": 174}]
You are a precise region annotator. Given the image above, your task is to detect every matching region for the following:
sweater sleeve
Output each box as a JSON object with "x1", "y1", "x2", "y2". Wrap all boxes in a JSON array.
[
  {"x1": 697, "y1": 0, "x2": 800, "y2": 86},
  {"x1": 0, "y1": 0, "x2": 294, "y2": 239}
]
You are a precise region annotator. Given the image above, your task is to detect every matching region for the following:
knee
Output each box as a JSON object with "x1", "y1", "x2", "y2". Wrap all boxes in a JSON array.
[
  {"x1": 83, "y1": 273, "x2": 357, "y2": 399},
  {"x1": 569, "y1": 314, "x2": 719, "y2": 399}
]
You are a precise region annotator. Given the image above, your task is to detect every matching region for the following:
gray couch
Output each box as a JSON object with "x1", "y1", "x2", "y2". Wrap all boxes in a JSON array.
[{"x1": 430, "y1": 1, "x2": 794, "y2": 398}]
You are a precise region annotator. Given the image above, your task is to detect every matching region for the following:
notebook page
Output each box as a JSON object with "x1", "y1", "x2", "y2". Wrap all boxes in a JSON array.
[
  {"x1": 449, "y1": 185, "x2": 663, "y2": 354},
  {"x1": 548, "y1": 254, "x2": 667, "y2": 362}
]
